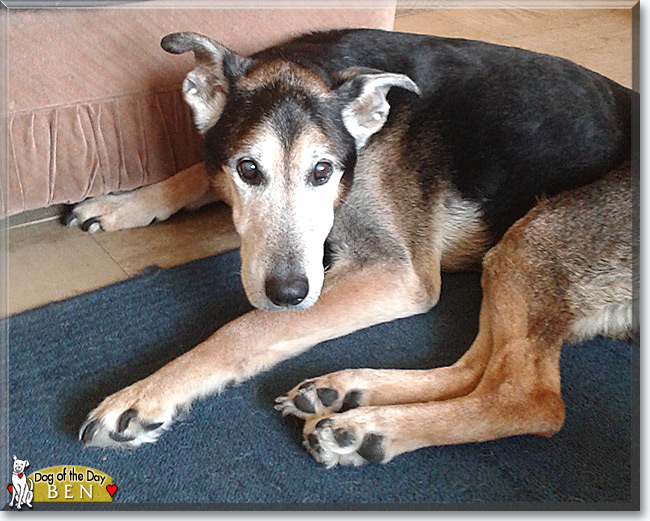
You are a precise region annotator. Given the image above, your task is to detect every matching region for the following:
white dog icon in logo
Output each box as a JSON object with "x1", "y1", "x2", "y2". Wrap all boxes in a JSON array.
[{"x1": 9, "y1": 455, "x2": 33, "y2": 509}]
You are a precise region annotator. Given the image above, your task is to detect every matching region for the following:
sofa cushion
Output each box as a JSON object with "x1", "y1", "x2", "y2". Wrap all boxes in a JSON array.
[{"x1": 8, "y1": 6, "x2": 395, "y2": 215}]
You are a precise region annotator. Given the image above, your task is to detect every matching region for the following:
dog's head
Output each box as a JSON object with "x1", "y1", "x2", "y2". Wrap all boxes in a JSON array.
[
  {"x1": 12, "y1": 455, "x2": 28, "y2": 474},
  {"x1": 162, "y1": 32, "x2": 419, "y2": 311}
]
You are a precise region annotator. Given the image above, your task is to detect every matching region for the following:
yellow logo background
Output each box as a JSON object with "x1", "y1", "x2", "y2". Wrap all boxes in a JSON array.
[{"x1": 27, "y1": 465, "x2": 114, "y2": 503}]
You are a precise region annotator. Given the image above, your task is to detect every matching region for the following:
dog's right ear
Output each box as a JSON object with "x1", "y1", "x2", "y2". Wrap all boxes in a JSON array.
[
  {"x1": 161, "y1": 32, "x2": 253, "y2": 133},
  {"x1": 12, "y1": 455, "x2": 16, "y2": 461}
]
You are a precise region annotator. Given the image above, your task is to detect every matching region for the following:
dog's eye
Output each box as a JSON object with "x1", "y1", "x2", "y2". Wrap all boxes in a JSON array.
[
  {"x1": 237, "y1": 159, "x2": 263, "y2": 185},
  {"x1": 312, "y1": 161, "x2": 333, "y2": 186}
]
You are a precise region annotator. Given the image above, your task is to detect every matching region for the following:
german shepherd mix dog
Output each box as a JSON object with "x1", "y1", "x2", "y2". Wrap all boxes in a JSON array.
[{"x1": 72, "y1": 29, "x2": 634, "y2": 468}]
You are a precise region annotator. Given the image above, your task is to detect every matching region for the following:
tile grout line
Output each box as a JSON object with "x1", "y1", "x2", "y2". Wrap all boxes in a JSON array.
[{"x1": 87, "y1": 233, "x2": 132, "y2": 279}]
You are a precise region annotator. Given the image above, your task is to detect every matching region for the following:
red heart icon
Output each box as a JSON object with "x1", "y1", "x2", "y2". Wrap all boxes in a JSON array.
[
  {"x1": 106, "y1": 484, "x2": 117, "y2": 497},
  {"x1": 18, "y1": 474, "x2": 23, "y2": 478},
  {"x1": 7, "y1": 484, "x2": 12, "y2": 495}
]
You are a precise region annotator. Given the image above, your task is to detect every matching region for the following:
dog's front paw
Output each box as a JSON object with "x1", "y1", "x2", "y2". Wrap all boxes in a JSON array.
[
  {"x1": 79, "y1": 381, "x2": 185, "y2": 448},
  {"x1": 274, "y1": 376, "x2": 366, "y2": 420},
  {"x1": 303, "y1": 414, "x2": 389, "y2": 468},
  {"x1": 63, "y1": 190, "x2": 172, "y2": 233}
]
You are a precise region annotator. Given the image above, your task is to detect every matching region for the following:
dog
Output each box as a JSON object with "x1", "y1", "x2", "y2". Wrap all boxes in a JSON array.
[
  {"x1": 72, "y1": 29, "x2": 634, "y2": 467},
  {"x1": 9, "y1": 456, "x2": 34, "y2": 509}
]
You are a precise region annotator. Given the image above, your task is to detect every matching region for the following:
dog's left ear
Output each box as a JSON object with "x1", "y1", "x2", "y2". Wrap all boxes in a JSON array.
[
  {"x1": 161, "y1": 32, "x2": 253, "y2": 133},
  {"x1": 335, "y1": 67, "x2": 421, "y2": 149}
]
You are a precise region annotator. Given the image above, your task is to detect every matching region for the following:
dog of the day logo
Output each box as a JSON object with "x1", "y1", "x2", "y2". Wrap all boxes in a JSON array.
[
  {"x1": 8, "y1": 456, "x2": 33, "y2": 509},
  {"x1": 7, "y1": 459, "x2": 117, "y2": 507}
]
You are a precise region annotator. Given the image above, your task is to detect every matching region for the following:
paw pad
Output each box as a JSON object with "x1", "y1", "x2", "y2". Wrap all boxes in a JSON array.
[
  {"x1": 275, "y1": 383, "x2": 363, "y2": 419},
  {"x1": 316, "y1": 388, "x2": 339, "y2": 407},
  {"x1": 305, "y1": 418, "x2": 387, "y2": 468}
]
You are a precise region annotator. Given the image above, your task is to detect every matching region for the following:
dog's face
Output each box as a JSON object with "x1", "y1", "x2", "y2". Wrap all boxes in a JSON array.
[
  {"x1": 204, "y1": 62, "x2": 354, "y2": 311},
  {"x1": 12, "y1": 456, "x2": 28, "y2": 474},
  {"x1": 162, "y1": 32, "x2": 419, "y2": 310}
]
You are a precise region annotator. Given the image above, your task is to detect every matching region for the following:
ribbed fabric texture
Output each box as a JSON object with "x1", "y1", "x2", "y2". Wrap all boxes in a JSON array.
[
  {"x1": 6, "y1": 6, "x2": 396, "y2": 215},
  {"x1": 9, "y1": 89, "x2": 202, "y2": 212},
  {"x1": 7, "y1": 250, "x2": 634, "y2": 507}
]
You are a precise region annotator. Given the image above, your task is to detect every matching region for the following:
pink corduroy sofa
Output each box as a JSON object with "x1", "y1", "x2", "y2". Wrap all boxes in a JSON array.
[{"x1": 7, "y1": 4, "x2": 395, "y2": 216}]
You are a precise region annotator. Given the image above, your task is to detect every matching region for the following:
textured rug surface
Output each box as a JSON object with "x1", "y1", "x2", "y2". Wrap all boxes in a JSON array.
[{"x1": 7, "y1": 249, "x2": 635, "y2": 508}]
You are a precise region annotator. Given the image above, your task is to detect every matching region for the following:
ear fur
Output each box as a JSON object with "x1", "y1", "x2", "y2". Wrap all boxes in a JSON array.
[
  {"x1": 161, "y1": 32, "x2": 252, "y2": 133},
  {"x1": 336, "y1": 67, "x2": 421, "y2": 149}
]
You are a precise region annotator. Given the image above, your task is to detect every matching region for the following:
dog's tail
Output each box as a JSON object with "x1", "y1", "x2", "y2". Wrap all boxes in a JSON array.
[{"x1": 28, "y1": 478, "x2": 33, "y2": 490}]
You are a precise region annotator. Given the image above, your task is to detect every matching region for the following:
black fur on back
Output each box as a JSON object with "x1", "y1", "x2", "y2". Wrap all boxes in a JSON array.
[{"x1": 248, "y1": 28, "x2": 633, "y2": 239}]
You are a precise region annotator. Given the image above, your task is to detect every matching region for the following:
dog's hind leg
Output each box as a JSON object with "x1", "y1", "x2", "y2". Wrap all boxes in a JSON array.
[
  {"x1": 64, "y1": 162, "x2": 228, "y2": 232},
  {"x1": 274, "y1": 320, "x2": 493, "y2": 418},
  {"x1": 299, "y1": 163, "x2": 633, "y2": 467}
]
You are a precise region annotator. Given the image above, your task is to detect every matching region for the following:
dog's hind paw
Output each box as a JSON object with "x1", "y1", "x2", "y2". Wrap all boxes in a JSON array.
[
  {"x1": 274, "y1": 379, "x2": 365, "y2": 420},
  {"x1": 303, "y1": 415, "x2": 389, "y2": 468}
]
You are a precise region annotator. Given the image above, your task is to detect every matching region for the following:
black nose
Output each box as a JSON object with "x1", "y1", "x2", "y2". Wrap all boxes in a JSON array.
[{"x1": 265, "y1": 276, "x2": 309, "y2": 307}]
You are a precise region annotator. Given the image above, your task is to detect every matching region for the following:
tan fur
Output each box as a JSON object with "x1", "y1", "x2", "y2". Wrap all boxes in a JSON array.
[
  {"x1": 239, "y1": 60, "x2": 333, "y2": 97},
  {"x1": 69, "y1": 162, "x2": 220, "y2": 231},
  {"x1": 298, "y1": 228, "x2": 568, "y2": 464},
  {"x1": 295, "y1": 165, "x2": 630, "y2": 466},
  {"x1": 82, "y1": 261, "x2": 432, "y2": 447},
  {"x1": 436, "y1": 194, "x2": 492, "y2": 271},
  {"x1": 222, "y1": 123, "x2": 346, "y2": 310},
  {"x1": 81, "y1": 165, "x2": 630, "y2": 456},
  {"x1": 74, "y1": 37, "x2": 632, "y2": 463}
]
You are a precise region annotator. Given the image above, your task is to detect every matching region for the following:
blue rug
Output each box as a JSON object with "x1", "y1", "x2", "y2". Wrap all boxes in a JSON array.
[{"x1": 6, "y1": 249, "x2": 636, "y2": 508}]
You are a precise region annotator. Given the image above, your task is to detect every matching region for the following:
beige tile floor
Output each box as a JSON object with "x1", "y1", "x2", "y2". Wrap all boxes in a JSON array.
[{"x1": 7, "y1": 7, "x2": 634, "y2": 315}]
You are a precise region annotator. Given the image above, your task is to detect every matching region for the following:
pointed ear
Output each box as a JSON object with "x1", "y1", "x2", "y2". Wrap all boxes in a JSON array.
[
  {"x1": 336, "y1": 67, "x2": 420, "y2": 149},
  {"x1": 161, "y1": 32, "x2": 253, "y2": 133}
]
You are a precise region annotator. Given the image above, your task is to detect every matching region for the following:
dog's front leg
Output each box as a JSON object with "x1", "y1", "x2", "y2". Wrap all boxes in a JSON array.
[
  {"x1": 16, "y1": 485, "x2": 25, "y2": 509},
  {"x1": 79, "y1": 262, "x2": 434, "y2": 448},
  {"x1": 66, "y1": 162, "x2": 229, "y2": 232}
]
